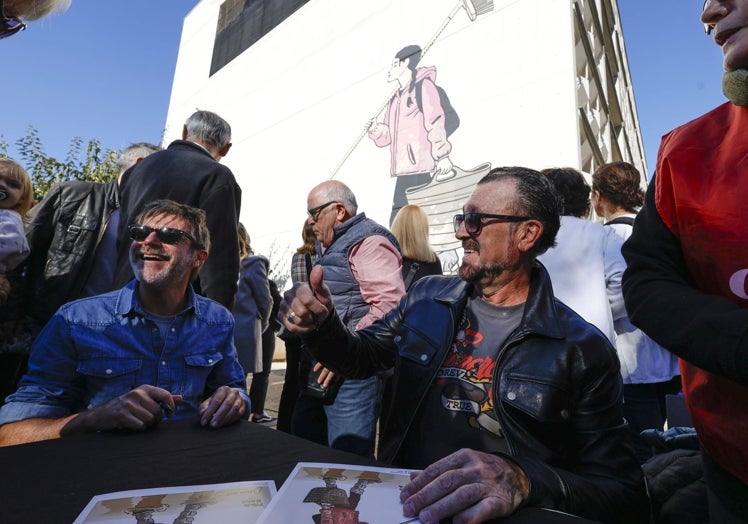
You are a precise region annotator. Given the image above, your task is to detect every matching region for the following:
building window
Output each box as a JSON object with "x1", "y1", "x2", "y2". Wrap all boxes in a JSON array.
[{"x1": 210, "y1": 0, "x2": 311, "y2": 76}]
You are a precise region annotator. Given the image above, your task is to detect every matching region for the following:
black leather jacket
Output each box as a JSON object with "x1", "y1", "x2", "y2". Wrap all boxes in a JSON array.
[
  {"x1": 23, "y1": 180, "x2": 119, "y2": 322},
  {"x1": 304, "y1": 263, "x2": 649, "y2": 523}
]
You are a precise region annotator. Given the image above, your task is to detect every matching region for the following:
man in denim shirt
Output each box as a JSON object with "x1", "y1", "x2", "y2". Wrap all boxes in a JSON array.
[{"x1": 0, "y1": 200, "x2": 249, "y2": 446}]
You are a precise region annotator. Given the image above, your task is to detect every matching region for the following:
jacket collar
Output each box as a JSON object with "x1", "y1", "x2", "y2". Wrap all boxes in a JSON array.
[
  {"x1": 432, "y1": 262, "x2": 565, "y2": 341},
  {"x1": 517, "y1": 262, "x2": 565, "y2": 340},
  {"x1": 167, "y1": 139, "x2": 215, "y2": 160},
  {"x1": 331, "y1": 213, "x2": 367, "y2": 244}
]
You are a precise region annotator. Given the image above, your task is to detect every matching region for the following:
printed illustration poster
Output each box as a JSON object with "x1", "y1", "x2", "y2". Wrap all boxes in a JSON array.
[
  {"x1": 73, "y1": 480, "x2": 276, "y2": 524},
  {"x1": 257, "y1": 462, "x2": 421, "y2": 524}
]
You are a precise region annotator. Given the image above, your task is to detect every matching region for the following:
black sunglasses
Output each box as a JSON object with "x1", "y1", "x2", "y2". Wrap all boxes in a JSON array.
[
  {"x1": 307, "y1": 201, "x2": 338, "y2": 221},
  {"x1": 128, "y1": 224, "x2": 200, "y2": 248},
  {"x1": 0, "y1": 0, "x2": 26, "y2": 39},
  {"x1": 453, "y1": 212, "x2": 531, "y2": 235}
]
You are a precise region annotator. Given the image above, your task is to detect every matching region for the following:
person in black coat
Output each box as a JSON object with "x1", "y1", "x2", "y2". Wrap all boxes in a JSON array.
[{"x1": 115, "y1": 110, "x2": 241, "y2": 309}]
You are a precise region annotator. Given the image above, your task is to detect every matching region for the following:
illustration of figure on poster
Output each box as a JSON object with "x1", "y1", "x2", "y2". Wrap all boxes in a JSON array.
[
  {"x1": 365, "y1": 44, "x2": 492, "y2": 273},
  {"x1": 302, "y1": 468, "x2": 384, "y2": 524}
]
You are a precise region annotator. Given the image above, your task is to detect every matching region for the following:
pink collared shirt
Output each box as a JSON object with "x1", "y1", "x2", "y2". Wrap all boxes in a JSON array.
[{"x1": 348, "y1": 235, "x2": 405, "y2": 330}]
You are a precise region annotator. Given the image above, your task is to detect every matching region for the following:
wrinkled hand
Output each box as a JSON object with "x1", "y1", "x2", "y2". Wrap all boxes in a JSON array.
[
  {"x1": 69, "y1": 385, "x2": 177, "y2": 434},
  {"x1": 199, "y1": 385, "x2": 247, "y2": 428},
  {"x1": 0, "y1": 275, "x2": 10, "y2": 305},
  {"x1": 278, "y1": 265, "x2": 333, "y2": 335},
  {"x1": 313, "y1": 362, "x2": 336, "y2": 388},
  {"x1": 400, "y1": 448, "x2": 530, "y2": 524}
]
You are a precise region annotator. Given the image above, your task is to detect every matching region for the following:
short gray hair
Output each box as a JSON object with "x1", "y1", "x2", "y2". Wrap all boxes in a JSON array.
[
  {"x1": 184, "y1": 110, "x2": 232, "y2": 149},
  {"x1": 116, "y1": 142, "x2": 162, "y2": 174},
  {"x1": 325, "y1": 181, "x2": 358, "y2": 215}
]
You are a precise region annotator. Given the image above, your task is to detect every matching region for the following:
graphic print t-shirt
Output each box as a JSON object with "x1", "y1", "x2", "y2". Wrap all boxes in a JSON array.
[{"x1": 401, "y1": 294, "x2": 524, "y2": 468}]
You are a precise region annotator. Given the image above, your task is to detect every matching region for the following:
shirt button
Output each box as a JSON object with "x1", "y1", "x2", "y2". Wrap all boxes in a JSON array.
[
  {"x1": 105, "y1": 369, "x2": 112, "y2": 375},
  {"x1": 208, "y1": 358, "x2": 213, "y2": 364},
  {"x1": 507, "y1": 391, "x2": 517, "y2": 401},
  {"x1": 170, "y1": 327, "x2": 176, "y2": 332},
  {"x1": 161, "y1": 361, "x2": 167, "y2": 366},
  {"x1": 560, "y1": 409, "x2": 570, "y2": 419},
  {"x1": 420, "y1": 354, "x2": 428, "y2": 362}
]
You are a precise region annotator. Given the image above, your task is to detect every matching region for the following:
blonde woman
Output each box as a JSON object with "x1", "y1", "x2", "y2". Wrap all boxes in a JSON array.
[{"x1": 390, "y1": 204, "x2": 442, "y2": 290}]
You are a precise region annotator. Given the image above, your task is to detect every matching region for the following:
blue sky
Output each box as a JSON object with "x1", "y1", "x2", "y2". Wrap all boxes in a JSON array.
[{"x1": 2, "y1": 1, "x2": 728, "y2": 179}]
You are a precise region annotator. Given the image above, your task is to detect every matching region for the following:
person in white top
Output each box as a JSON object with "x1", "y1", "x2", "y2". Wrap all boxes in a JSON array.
[
  {"x1": 592, "y1": 161, "x2": 681, "y2": 463},
  {"x1": 537, "y1": 167, "x2": 626, "y2": 347}
]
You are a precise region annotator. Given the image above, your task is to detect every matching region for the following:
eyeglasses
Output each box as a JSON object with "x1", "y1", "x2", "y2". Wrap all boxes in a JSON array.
[
  {"x1": 453, "y1": 212, "x2": 531, "y2": 235},
  {"x1": 307, "y1": 201, "x2": 338, "y2": 221},
  {"x1": 0, "y1": 0, "x2": 26, "y2": 39},
  {"x1": 128, "y1": 224, "x2": 200, "y2": 248}
]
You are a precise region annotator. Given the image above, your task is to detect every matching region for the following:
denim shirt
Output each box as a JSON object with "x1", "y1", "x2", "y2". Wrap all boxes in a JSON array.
[{"x1": 0, "y1": 281, "x2": 249, "y2": 425}]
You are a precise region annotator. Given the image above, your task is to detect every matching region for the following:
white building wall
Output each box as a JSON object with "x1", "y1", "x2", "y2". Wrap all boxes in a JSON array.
[{"x1": 165, "y1": 0, "x2": 642, "y2": 267}]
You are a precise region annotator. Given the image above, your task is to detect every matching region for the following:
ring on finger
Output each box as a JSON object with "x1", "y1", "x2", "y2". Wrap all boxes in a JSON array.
[{"x1": 287, "y1": 311, "x2": 297, "y2": 323}]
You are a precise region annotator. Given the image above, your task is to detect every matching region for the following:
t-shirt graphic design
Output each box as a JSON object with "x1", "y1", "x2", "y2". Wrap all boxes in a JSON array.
[
  {"x1": 437, "y1": 317, "x2": 502, "y2": 436},
  {"x1": 401, "y1": 297, "x2": 523, "y2": 467}
]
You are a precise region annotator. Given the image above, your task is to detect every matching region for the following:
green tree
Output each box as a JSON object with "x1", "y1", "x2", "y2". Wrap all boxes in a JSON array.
[{"x1": 0, "y1": 126, "x2": 118, "y2": 201}]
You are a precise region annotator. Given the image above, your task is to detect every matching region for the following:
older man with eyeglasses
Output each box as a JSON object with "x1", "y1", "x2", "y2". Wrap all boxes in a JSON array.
[
  {"x1": 0, "y1": 200, "x2": 249, "y2": 446},
  {"x1": 280, "y1": 167, "x2": 649, "y2": 524},
  {"x1": 290, "y1": 180, "x2": 405, "y2": 460}
]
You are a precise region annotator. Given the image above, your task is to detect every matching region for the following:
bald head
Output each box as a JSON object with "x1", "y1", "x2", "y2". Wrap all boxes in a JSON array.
[
  {"x1": 306, "y1": 181, "x2": 359, "y2": 248},
  {"x1": 308, "y1": 180, "x2": 358, "y2": 215}
]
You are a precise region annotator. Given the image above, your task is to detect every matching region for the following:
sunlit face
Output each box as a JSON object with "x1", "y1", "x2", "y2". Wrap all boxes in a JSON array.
[
  {"x1": 455, "y1": 179, "x2": 525, "y2": 287},
  {"x1": 306, "y1": 194, "x2": 342, "y2": 249},
  {"x1": 703, "y1": 0, "x2": 748, "y2": 71},
  {"x1": 129, "y1": 213, "x2": 203, "y2": 291},
  {"x1": 0, "y1": 166, "x2": 24, "y2": 211}
]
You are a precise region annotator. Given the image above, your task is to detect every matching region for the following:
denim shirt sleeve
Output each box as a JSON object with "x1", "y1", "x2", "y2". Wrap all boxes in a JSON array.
[
  {"x1": 204, "y1": 329, "x2": 251, "y2": 413},
  {"x1": 0, "y1": 314, "x2": 85, "y2": 425},
  {"x1": 196, "y1": 298, "x2": 250, "y2": 413}
]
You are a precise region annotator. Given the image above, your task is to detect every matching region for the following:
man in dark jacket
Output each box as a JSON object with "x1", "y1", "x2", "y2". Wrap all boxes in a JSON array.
[
  {"x1": 115, "y1": 110, "x2": 241, "y2": 309},
  {"x1": 280, "y1": 167, "x2": 649, "y2": 524},
  {"x1": 23, "y1": 143, "x2": 161, "y2": 324}
]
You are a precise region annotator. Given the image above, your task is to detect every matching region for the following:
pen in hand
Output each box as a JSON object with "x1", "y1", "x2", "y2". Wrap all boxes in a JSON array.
[{"x1": 158, "y1": 394, "x2": 183, "y2": 417}]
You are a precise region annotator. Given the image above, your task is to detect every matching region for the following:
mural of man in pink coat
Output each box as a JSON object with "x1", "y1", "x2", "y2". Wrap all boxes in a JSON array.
[{"x1": 366, "y1": 45, "x2": 456, "y2": 225}]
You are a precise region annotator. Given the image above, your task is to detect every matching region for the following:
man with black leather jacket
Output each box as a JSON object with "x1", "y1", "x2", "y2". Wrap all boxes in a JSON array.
[
  {"x1": 22, "y1": 143, "x2": 161, "y2": 324},
  {"x1": 280, "y1": 167, "x2": 649, "y2": 524}
]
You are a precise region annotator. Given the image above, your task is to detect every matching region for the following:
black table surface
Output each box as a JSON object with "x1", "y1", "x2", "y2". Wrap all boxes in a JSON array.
[{"x1": 0, "y1": 418, "x2": 598, "y2": 523}]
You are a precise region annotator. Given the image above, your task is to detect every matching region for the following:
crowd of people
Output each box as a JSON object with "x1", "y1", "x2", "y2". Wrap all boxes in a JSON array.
[{"x1": 1, "y1": 1, "x2": 747, "y2": 523}]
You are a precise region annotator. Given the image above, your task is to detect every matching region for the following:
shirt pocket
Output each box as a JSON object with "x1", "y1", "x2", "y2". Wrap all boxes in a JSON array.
[
  {"x1": 500, "y1": 373, "x2": 571, "y2": 424},
  {"x1": 180, "y1": 351, "x2": 224, "y2": 402},
  {"x1": 77, "y1": 358, "x2": 142, "y2": 409}
]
